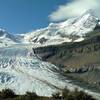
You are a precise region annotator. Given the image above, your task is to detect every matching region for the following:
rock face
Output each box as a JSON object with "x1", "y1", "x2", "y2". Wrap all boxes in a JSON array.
[{"x1": 33, "y1": 32, "x2": 100, "y2": 68}]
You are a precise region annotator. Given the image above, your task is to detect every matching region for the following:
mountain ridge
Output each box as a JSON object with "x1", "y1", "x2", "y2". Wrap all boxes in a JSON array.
[{"x1": 0, "y1": 11, "x2": 99, "y2": 47}]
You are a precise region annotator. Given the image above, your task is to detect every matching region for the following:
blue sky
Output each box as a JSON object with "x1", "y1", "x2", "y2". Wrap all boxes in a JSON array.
[{"x1": 0, "y1": 0, "x2": 68, "y2": 34}]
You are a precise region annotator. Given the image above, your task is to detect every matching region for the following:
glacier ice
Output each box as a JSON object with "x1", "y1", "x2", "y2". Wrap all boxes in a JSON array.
[
  {"x1": 0, "y1": 45, "x2": 68, "y2": 96},
  {"x1": 0, "y1": 45, "x2": 99, "y2": 100}
]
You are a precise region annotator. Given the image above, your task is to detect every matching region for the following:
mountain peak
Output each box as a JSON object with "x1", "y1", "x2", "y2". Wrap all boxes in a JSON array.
[
  {"x1": 81, "y1": 9, "x2": 98, "y2": 20},
  {"x1": 83, "y1": 9, "x2": 94, "y2": 15},
  {"x1": 72, "y1": 10, "x2": 99, "y2": 35}
]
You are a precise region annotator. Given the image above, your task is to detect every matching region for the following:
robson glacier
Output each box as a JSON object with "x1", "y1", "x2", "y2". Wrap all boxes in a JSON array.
[
  {"x1": 0, "y1": 11, "x2": 100, "y2": 99},
  {"x1": 0, "y1": 44, "x2": 100, "y2": 99}
]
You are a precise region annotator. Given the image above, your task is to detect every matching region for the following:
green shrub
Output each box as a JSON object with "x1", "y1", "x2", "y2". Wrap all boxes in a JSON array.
[
  {"x1": 61, "y1": 88, "x2": 95, "y2": 100},
  {"x1": 0, "y1": 88, "x2": 96, "y2": 100},
  {"x1": 0, "y1": 89, "x2": 16, "y2": 99},
  {"x1": 52, "y1": 92, "x2": 61, "y2": 99},
  {"x1": 25, "y1": 92, "x2": 38, "y2": 100}
]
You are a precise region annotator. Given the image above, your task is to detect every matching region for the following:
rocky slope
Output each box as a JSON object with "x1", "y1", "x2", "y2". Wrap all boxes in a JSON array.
[
  {"x1": 33, "y1": 27, "x2": 100, "y2": 96},
  {"x1": 33, "y1": 30, "x2": 100, "y2": 68}
]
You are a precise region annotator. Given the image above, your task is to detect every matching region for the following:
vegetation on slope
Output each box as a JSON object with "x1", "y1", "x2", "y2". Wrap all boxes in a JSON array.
[{"x1": 0, "y1": 88, "x2": 96, "y2": 100}]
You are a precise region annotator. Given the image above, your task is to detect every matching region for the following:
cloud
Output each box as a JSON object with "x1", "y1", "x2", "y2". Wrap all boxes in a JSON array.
[{"x1": 49, "y1": 0, "x2": 100, "y2": 21}]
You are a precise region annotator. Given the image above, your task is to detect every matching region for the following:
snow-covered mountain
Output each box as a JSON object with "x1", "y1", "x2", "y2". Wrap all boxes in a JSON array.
[
  {"x1": 24, "y1": 11, "x2": 99, "y2": 46},
  {"x1": 0, "y1": 29, "x2": 15, "y2": 47},
  {"x1": 0, "y1": 29, "x2": 23, "y2": 47},
  {"x1": 0, "y1": 11, "x2": 99, "y2": 47}
]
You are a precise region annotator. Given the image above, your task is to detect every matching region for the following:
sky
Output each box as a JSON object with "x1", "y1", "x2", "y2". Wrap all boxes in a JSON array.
[
  {"x1": 0, "y1": 0, "x2": 68, "y2": 34},
  {"x1": 50, "y1": 0, "x2": 100, "y2": 21},
  {"x1": 0, "y1": 0, "x2": 99, "y2": 34}
]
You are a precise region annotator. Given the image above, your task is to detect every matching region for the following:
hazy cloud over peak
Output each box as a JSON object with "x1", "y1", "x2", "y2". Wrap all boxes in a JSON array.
[{"x1": 49, "y1": 0, "x2": 100, "y2": 21}]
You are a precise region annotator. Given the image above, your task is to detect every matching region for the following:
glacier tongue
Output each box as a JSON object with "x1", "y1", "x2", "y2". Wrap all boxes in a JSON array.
[
  {"x1": 0, "y1": 44, "x2": 100, "y2": 99},
  {"x1": 0, "y1": 45, "x2": 69, "y2": 96}
]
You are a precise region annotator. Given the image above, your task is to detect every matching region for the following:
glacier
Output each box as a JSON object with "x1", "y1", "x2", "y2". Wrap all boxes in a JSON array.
[
  {"x1": 0, "y1": 44, "x2": 99, "y2": 100},
  {"x1": 0, "y1": 44, "x2": 74, "y2": 96}
]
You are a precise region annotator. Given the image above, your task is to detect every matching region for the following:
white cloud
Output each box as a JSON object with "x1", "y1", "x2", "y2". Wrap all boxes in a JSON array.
[{"x1": 49, "y1": 0, "x2": 100, "y2": 21}]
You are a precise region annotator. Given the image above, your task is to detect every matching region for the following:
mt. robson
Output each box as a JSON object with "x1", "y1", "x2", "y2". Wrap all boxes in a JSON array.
[
  {"x1": 0, "y1": 11, "x2": 100, "y2": 99},
  {"x1": 0, "y1": 11, "x2": 99, "y2": 47}
]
